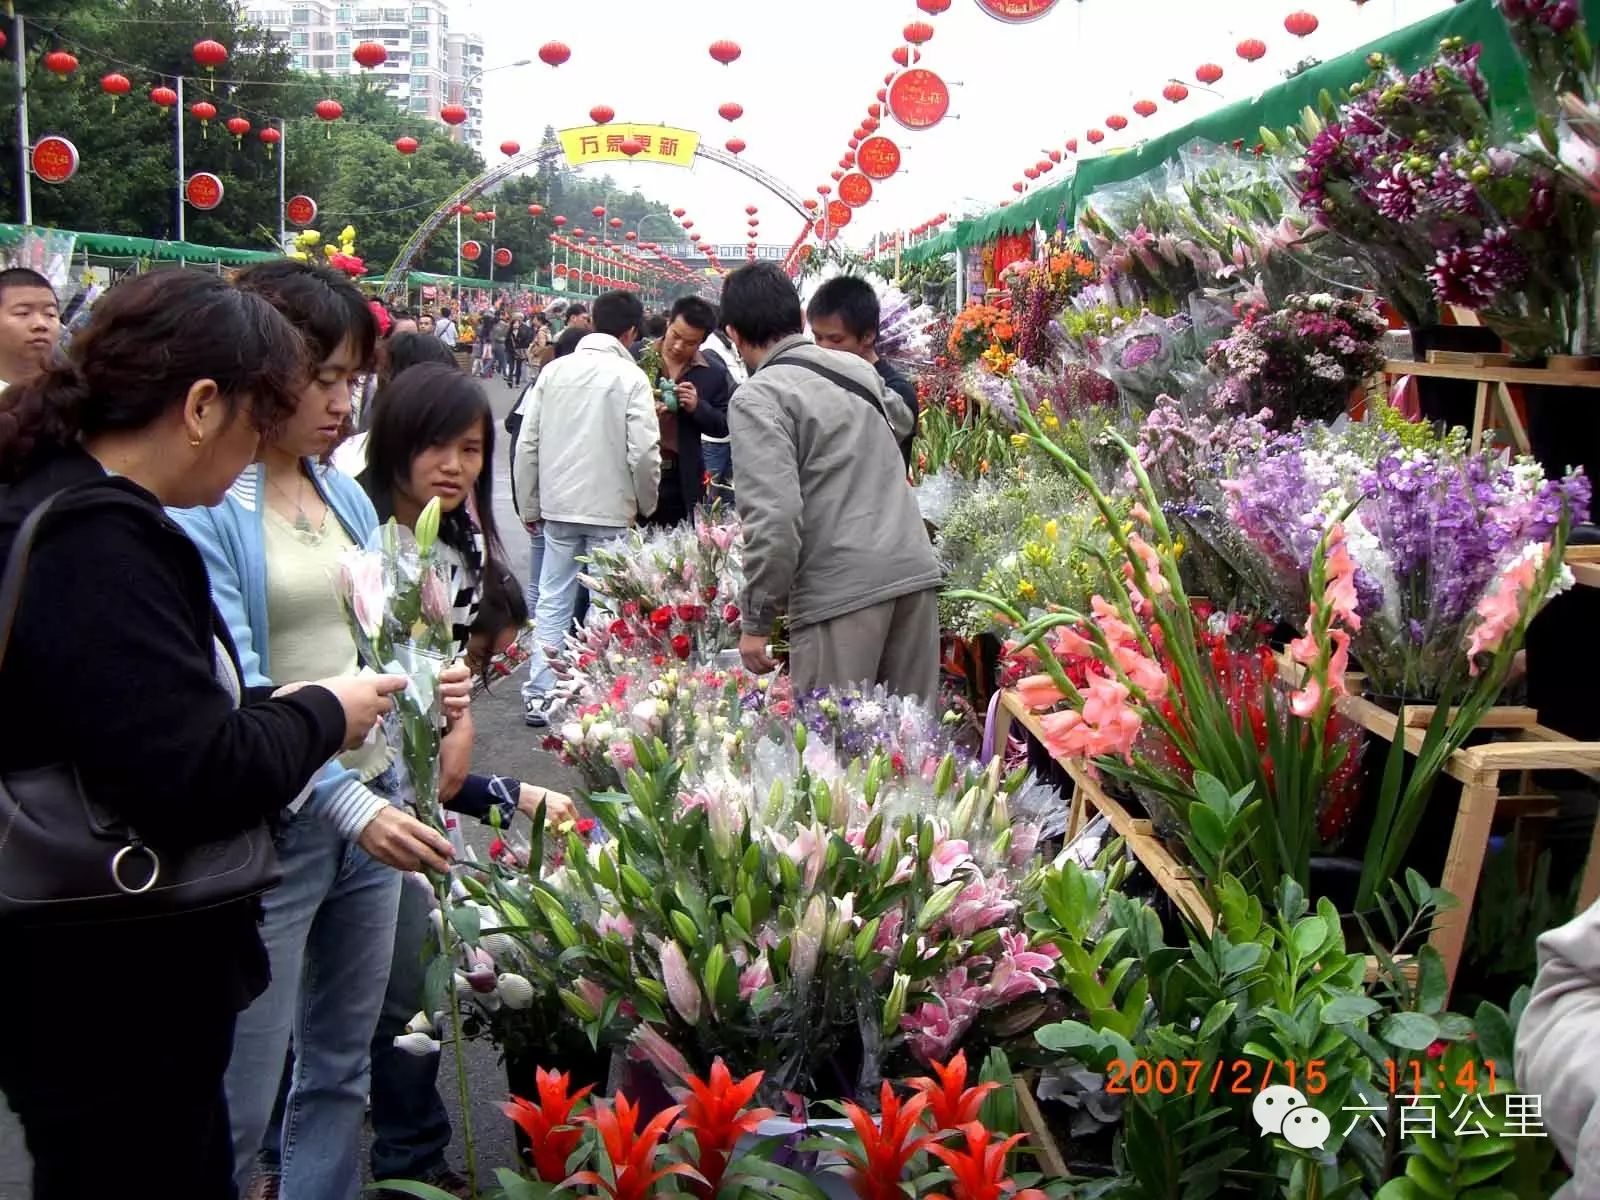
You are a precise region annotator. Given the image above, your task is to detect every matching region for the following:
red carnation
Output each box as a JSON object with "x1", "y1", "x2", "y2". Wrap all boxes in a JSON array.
[
  {"x1": 671, "y1": 634, "x2": 692, "y2": 660},
  {"x1": 649, "y1": 605, "x2": 674, "y2": 630}
]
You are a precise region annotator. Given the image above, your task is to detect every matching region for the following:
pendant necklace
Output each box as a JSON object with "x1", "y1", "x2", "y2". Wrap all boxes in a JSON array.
[{"x1": 268, "y1": 470, "x2": 316, "y2": 537}]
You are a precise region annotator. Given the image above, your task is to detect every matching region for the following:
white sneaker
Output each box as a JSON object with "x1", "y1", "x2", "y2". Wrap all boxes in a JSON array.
[{"x1": 524, "y1": 693, "x2": 561, "y2": 728}]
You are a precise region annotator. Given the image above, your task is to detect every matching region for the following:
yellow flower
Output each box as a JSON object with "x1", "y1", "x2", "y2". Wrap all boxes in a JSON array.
[
  {"x1": 1174, "y1": 538, "x2": 1185, "y2": 558},
  {"x1": 1043, "y1": 519, "x2": 1059, "y2": 541},
  {"x1": 1010, "y1": 433, "x2": 1029, "y2": 448},
  {"x1": 1017, "y1": 579, "x2": 1037, "y2": 599}
]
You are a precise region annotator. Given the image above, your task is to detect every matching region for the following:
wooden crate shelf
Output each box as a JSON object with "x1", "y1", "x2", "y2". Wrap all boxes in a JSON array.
[
  {"x1": 1381, "y1": 358, "x2": 1600, "y2": 459},
  {"x1": 999, "y1": 686, "x2": 1600, "y2": 998}
]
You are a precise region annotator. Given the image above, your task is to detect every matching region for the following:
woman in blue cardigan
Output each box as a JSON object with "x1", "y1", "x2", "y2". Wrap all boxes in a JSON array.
[{"x1": 172, "y1": 261, "x2": 467, "y2": 1200}]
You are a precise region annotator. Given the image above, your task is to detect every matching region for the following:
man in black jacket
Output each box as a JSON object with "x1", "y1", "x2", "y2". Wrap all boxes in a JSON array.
[
  {"x1": 805, "y1": 275, "x2": 918, "y2": 471},
  {"x1": 643, "y1": 295, "x2": 732, "y2": 528}
]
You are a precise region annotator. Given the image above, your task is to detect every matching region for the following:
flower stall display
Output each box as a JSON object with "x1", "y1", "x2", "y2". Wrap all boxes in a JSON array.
[
  {"x1": 1220, "y1": 421, "x2": 1590, "y2": 702},
  {"x1": 488, "y1": 713, "x2": 1049, "y2": 1104},
  {"x1": 1206, "y1": 293, "x2": 1388, "y2": 428},
  {"x1": 945, "y1": 303, "x2": 1015, "y2": 369}
]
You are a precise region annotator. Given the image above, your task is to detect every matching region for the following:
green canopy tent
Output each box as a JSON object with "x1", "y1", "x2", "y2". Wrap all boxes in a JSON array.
[
  {"x1": 0, "y1": 223, "x2": 281, "y2": 267},
  {"x1": 900, "y1": 0, "x2": 1593, "y2": 267}
]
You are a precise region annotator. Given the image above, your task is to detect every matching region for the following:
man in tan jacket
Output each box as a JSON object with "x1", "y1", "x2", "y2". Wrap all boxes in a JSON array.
[{"x1": 718, "y1": 263, "x2": 940, "y2": 702}]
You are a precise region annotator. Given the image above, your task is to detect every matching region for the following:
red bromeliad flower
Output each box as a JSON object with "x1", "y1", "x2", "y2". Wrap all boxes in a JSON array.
[
  {"x1": 907, "y1": 1052, "x2": 999, "y2": 1132},
  {"x1": 571, "y1": 1095, "x2": 700, "y2": 1200},
  {"x1": 499, "y1": 1068, "x2": 594, "y2": 1182},
  {"x1": 926, "y1": 1122, "x2": 1044, "y2": 1200},
  {"x1": 839, "y1": 1083, "x2": 934, "y2": 1200},
  {"x1": 680, "y1": 1058, "x2": 776, "y2": 1199}
]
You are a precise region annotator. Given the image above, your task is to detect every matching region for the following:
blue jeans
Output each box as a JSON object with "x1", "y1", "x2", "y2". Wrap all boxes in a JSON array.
[
  {"x1": 369, "y1": 872, "x2": 450, "y2": 1180},
  {"x1": 526, "y1": 520, "x2": 624, "y2": 696},
  {"x1": 224, "y1": 793, "x2": 403, "y2": 1199},
  {"x1": 702, "y1": 440, "x2": 733, "y2": 505}
]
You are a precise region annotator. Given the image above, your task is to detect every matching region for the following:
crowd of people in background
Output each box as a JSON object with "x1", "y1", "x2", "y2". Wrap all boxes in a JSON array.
[{"x1": 0, "y1": 256, "x2": 935, "y2": 1200}]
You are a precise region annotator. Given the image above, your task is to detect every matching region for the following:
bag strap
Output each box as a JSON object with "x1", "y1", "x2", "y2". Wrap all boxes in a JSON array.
[
  {"x1": 762, "y1": 350, "x2": 894, "y2": 435},
  {"x1": 0, "y1": 489, "x2": 66, "y2": 677}
]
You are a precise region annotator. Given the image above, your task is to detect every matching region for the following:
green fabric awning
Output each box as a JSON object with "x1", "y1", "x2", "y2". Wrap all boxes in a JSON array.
[
  {"x1": 404, "y1": 270, "x2": 595, "y2": 298},
  {"x1": 901, "y1": 0, "x2": 1586, "y2": 266},
  {"x1": 0, "y1": 223, "x2": 280, "y2": 264}
]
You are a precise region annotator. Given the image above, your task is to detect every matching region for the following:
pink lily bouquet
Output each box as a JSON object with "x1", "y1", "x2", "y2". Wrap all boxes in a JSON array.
[
  {"x1": 337, "y1": 496, "x2": 454, "y2": 823},
  {"x1": 487, "y1": 713, "x2": 1052, "y2": 1105}
]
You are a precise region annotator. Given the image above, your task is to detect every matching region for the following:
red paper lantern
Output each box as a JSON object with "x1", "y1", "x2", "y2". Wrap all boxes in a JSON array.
[
  {"x1": 828, "y1": 201, "x2": 851, "y2": 228},
  {"x1": 876, "y1": 87, "x2": 888, "y2": 102},
  {"x1": 1023, "y1": 166, "x2": 1039, "y2": 180},
  {"x1": 848, "y1": 137, "x2": 860, "y2": 150},
  {"x1": 1048, "y1": 148, "x2": 1061, "y2": 162},
  {"x1": 258, "y1": 126, "x2": 281, "y2": 155},
  {"x1": 1285, "y1": 10, "x2": 1319, "y2": 37},
  {"x1": 555, "y1": 264, "x2": 568, "y2": 277},
  {"x1": 1106, "y1": 113, "x2": 1127, "y2": 130},
  {"x1": 539, "y1": 41, "x2": 571, "y2": 67},
  {"x1": 803, "y1": 198, "x2": 819, "y2": 210},
  {"x1": 838, "y1": 156, "x2": 852, "y2": 169},
  {"x1": 689, "y1": 232, "x2": 702, "y2": 242},
  {"x1": 903, "y1": 20, "x2": 935, "y2": 44},
  {"x1": 672, "y1": 207, "x2": 686, "y2": 218},
  {"x1": 1196, "y1": 62, "x2": 1224, "y2": 84},
  {"x1": 858, "y1": 135, "x2": 901, "y2": 179},
  {"x1": 888, "y1": 68, "x2": 950, "y2": 131},
  {"x1": 226, "y1": 116, "x2": 251, "y2": 146},
  {"x1": 314, "y1": 98, "x2": 342, "y2": 122},
  {"x1": 1133, "y1": 99, "x2": 1157, "y2": 117},
  {"x1": 43, "y1": 51, "x2": 78, "y2": 78},
  {"x1": 553, "y1": 215, "x2": 567, "y2": 226},
  {"x1": 193, "y1": 39, "x2": 228, "y2": 71},
  {"x1": 1038, "y1": 159, "x2": 1053, "y2": 172},
  {"x1": 100, "y1": 73, "x2": 130, "y2": 111},
  {"x1": 682, "y1": 219, "x2": 694, "y2": 229},
  {"x1": 500, "y1": 140, "x2": 521, "y2": 157},
  {"x1": 1163, "y1": 81, "x2": 1189, "y2": 103},
  {"x1": 528, "y1": 204, "x2": 544, "y2": 216},
  {"x1": 440, "y1": 103, "x2": 468, "y2": 126},
  {"x1": 817, "y1": 184, "x2": 831, "y2": 196},
  {"x1": 1013, "y1": 181, "x2": 1026, "y2": 193},
  {"x1": 709, "y1": 39, "x2": 742, "y2": 65},
  {"x1": 625, "y1": 231, "x2": 636, "y2": 240},
  {"x1": 725, "y1": 137, "x2": 746, "y2": 155},
  {"x1": 917, "y1": 0, "x2": 952, "y2": 12},
  {"x1": 495, "y1": 248, "x2": 513, "y2": 268},
  {"x1": 151, "y1": 85, "x2": 178, "y2": 109},
  {"x1": 395, "y1": 135, "x2": 419, "y2": 155},
  {"x1": 838, "y1": 173, "x2": 873, "y2": 207},
  {"x1": 718, "y1": 101, "x2": 744, "y2": 121},
  {"x1": 1064, "y1": 137, "x2": 1078, "y2": 152},
  {"x1": 189, "y1": 101, "x2": 217, "y2": 138},
  {"x1": 891, "y1": 46, "x2": 920, "y2": 68},
  {"x1": 609, "y1": 217, "x2": 623, "y2": 228},
  {"x1": 1236, "y1": 38, "x2": 1267, "y2": 61},
  {"x1": 1087, "y1": 128, "x2": 1105, "y2": 144},
  {"x1": 619, "y1": 135, "x2": 643, "y2": 156},
  {"x1": 592, "y1": 206, "x2": 606, "y2": 218},
  {"x1": 591, "y1": 105, "x2": 616, "y2": 126},
  {"x1": 353, "y1": 41, "x2": 387, "y2": 69}
]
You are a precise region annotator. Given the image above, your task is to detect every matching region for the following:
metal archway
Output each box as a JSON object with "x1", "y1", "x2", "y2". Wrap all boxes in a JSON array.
[{"x1": 381, "y1": 139, "x2": 814, "y2": 298}]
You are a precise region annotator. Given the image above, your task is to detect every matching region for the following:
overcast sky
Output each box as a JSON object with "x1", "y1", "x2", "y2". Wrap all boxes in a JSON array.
[{"x1": 458, "y1": 0, "x2": 1451, "y2": 251}]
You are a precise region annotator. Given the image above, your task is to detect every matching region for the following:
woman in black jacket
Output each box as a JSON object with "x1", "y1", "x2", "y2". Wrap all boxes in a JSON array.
[{"x1": 0, "y1": 270, "x2": 405, "y2": 1199}]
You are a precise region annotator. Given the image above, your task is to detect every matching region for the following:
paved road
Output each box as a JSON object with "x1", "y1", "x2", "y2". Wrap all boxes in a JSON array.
[{"x1": 0, "y1": 371, "x2": 574, "y2": 1196}]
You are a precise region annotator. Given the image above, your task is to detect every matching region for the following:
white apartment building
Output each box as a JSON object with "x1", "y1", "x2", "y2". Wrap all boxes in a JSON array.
[{"x1": 243, "y1": 1, "x2": 486, "y2": 150}]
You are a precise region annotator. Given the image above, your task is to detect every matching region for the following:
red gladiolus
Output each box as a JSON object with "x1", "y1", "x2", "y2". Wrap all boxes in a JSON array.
[
  {"x1": 925, "y1": 1122, "x2": 1037, "y2": 1200},
  {"x1": 838, "y1": 1083, "x2": 933, "y2": 1200},
  {"x1": 680, "y1": 1059, "x2": 776, "y2": 1199},
  {"x1": 671, "y1": 634, "x2": 692, "y2": 660},
  {"x1": 500, "y1": 1068, "x2": 594, "y2": 1182},
  {"x1": 570, "y1": 1096, "x2": 699, "y2": 1200},
  {"x1": 649, "y1": 605, "x2": 674, "y2": 630},
  {"x1": 907, "y1": 1052, "x2": 999, "y2": 1132}
]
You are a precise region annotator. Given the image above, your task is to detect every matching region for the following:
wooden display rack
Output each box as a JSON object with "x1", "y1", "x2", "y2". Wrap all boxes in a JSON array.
[
  {"x1": 1381, "y1": 357, "x2": 1600, "y2": 457},
  {"x1": 998, "y1": 688, "x2": 1600, "y2": 997}
]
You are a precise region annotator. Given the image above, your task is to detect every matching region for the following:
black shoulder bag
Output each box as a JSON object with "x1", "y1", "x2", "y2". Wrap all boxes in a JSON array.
[{"x1": 0, "y1": 488, "x2": 281, "y2": 926}]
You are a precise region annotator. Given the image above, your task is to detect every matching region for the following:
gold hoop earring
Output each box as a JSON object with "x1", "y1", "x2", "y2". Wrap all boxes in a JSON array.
[{"x1": 189, "y1": 436, "x2": 203, "y2": 448}]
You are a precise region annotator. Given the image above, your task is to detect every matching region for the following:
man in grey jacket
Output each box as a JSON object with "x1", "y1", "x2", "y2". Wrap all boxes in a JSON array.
[{"x1": 719, "y1": 262, "x2": 941, "y2": 702}]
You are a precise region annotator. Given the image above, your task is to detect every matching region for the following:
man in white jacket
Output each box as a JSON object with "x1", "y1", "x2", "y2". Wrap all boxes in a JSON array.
[{"x1": 513, "y1": 290, "x2": 661, "y2": 725}]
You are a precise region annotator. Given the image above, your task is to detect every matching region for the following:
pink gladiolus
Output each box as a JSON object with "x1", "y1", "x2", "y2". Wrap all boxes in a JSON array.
[
  {"x1": 1089, "y1": 595, "x2": 1137, "y2": 648},
  {"x1": 1127, "y1": 533, "x2": 1170, "y2": 596},
  {"x1": 1015, "y1": 673, "x2": 1067, "y2": 711},
  {"x1": 628, "y1": 1024, "x2": 694, "y2": 1087},
  {"x1": 1289, "y1": 675, "x2": 1323, "y2": 719},
  {"x1": 1466, "y1": 545, "x2": 1547, "y2": 673},
  {"x1": 660, "y1": 940, "x2": 703, "y2": 1025},
  {"x1": 420, "y1": 564, "x2": 452, "y2": 625},
  {"x1": 929, "y1": 837, "x2": 974, "y2": 885},
  {"x1": 1287, "y1": 629, "x2": 1318, "y2": 668},
  {"x1": 1131, "y1": 502, "x2": 1152, "y2": 525},
  {"x1": 1079, "y1": 674, "x2": 1142, "y2": 760},
  {"x1": 1112, "y1": 644, "x2": 1168, "y2": 699},
  {"x1": 1323, "y1": 524, "x2": 1362, "y2": 632},
  {"x1": 1049, "y1": 625, "x2": 1095, "y2": 659}
]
